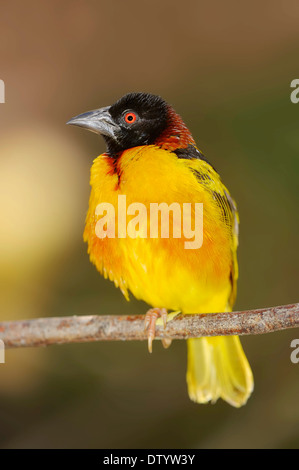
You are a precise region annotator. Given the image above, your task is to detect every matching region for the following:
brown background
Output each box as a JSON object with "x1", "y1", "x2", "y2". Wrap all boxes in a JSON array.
[{"x1": 0, "y1": 0, "x2": 298, "y2": 449}]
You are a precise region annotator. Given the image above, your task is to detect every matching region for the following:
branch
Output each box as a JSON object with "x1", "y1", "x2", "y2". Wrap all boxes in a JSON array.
[{"x1": 0, "y1": 303, "x2": 298, "y2": 349}]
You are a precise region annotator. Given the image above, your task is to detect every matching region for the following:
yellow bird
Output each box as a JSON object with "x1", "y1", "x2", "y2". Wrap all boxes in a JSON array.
[{"x1": 67, "y1": 92, "x2": 254, "y2": 407}]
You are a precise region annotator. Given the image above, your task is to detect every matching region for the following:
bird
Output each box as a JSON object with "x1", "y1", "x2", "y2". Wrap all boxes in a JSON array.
[{"x1": 67, "y1": 92, "x2": 254, "y2": 407}]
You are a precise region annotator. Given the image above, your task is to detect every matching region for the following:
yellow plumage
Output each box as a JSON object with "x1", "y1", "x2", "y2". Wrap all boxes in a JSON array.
[
  {"x1": 187, "y1": 337, "x2": 253, "y2": 406},
  {"x1": 68, "y1": 92, "x2": 254, "y2": 407},
  {"x1": 84, "y1": 145, "x2": 254, "y2": 407}
]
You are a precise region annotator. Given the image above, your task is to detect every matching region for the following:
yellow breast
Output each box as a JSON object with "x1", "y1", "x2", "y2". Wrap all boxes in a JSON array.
[{"x1": 84, "y1": 145, "x2": 234, "y2": 313}]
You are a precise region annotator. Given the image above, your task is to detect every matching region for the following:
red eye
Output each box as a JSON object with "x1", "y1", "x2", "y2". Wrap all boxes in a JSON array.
[{"x1": 124, "y1": 112, "x2": 137, "y2": 124}]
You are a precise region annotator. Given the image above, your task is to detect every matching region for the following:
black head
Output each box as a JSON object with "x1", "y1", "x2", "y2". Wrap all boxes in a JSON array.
[{"x1": 67, "y1": 92, "x2": 169, "y2": 155}]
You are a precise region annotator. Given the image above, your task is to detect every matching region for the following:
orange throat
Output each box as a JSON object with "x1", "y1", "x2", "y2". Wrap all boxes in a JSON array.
[{"x1": 154, "y1": 106, "x2": 196, "y2": 151}]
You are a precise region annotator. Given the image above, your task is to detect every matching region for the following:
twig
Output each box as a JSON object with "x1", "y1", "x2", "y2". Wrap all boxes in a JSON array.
[{"x1": 0, "y1": 303, "x2": 298, "y2": 349}]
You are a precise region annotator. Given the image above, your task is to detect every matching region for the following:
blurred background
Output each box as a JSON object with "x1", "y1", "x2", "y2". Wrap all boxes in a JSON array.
[{"x1": 0, "y1": 0, "x2": 298, "y2": 449}]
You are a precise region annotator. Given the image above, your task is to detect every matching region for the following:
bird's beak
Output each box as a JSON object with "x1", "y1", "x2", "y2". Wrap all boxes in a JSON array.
[{"x1": 66, "y1": 106, "x2": 117, "y2": 139}]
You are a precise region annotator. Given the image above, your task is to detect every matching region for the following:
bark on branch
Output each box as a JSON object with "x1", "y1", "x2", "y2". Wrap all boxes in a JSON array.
[{"x1": 0, "y1": 303, "x2": 298, "y2": 349}]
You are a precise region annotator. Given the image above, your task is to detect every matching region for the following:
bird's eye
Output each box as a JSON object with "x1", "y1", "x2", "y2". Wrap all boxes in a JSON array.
[{"x1": 124, "y1": 112, "x2": 137, "y2": 124}]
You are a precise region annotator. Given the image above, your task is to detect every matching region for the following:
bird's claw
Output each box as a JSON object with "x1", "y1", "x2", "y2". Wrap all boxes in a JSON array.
[{"x1": 144, "y1": 308, "x2": 168, "y2": 353}]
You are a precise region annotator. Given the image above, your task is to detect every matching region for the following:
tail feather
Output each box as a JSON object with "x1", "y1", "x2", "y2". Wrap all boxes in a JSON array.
[{"x1": 186, "y1": 336, "x2": 253, "y2": 407}]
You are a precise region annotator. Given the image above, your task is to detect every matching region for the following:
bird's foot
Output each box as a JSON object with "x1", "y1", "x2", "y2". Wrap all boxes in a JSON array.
[{"x1": 144, "y1": 308, "x2": 170, "y2": 353}]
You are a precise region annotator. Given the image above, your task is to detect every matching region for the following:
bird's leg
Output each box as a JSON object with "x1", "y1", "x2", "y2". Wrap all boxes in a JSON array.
[
  {"x1": 161, "y1": 337, "x2": 172, "y2": 349},
  {"x1": 144, "y1": 308, "x2": 171, "y2": 353}
]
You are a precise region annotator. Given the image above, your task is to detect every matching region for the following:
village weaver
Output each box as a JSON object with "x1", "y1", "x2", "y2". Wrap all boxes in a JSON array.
[{"x1": 67, "y1": 92, "x2": 254, "y2": 407}]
